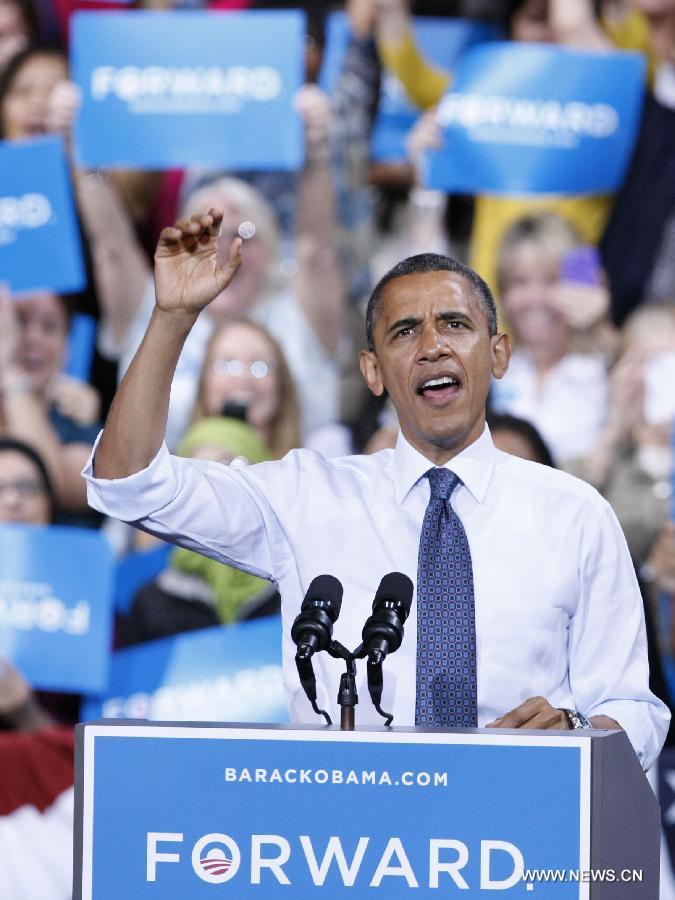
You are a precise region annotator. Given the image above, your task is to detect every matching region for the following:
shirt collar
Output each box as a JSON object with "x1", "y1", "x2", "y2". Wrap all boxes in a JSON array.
[{"x1": 393, "y1": 425, "x2": 497, "y2": 505}]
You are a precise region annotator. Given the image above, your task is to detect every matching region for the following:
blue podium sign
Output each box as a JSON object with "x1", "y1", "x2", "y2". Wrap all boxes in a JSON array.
[
  {"x1": 71, "y1": 10, "x2": 305, "y2": 170},
  {"x1": 0, "y1": 136, "x2": 85, "y2": 295},
  {"x1": 424, "y1": 43, "x2": 645, "y2": 195},
  {"x1": 77, "y1": 724, "x2": 591, "y2": 898},
  {"x1": 81, "y1": 618, "x2": 287, "y2": 724},
  {"x1": 370, "y1": 17, "x2": 502, "y2": 163},
  {"x1": 0, "y1": 524, "x2": 114, "y2": 692}
]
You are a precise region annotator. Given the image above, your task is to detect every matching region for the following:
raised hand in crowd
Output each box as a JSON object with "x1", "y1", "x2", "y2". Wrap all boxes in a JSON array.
[
  {"x1": 399, "y1": 109, "x2": 451, "y2": 258},
  {"x1": 0, "y1": 657, "x2": 54, "y2": 731},
  {"x1": 345, "y1": 0, "x2": 377, "y2": 37},
  {"x1": 48, "y1": 374, "x2": 101, "y2": 428},
  {"x1": 566, "y1": 345, "x2": 643, "y2": 487},
  {"x1": 545, "y1": 0, "x2": 611, "y2": 49},
  {"x1": 44, "y1": 77, "x2": 81, "y2": 141},
  {"x1": 405, "y1": 106, "x2": 442, "y2": 181},
  {"x1": 549, "y1": 278, "x2": 611, "y2": 332},
  {"x1": 549, "y1": 270, "x2": 619, "y2": 359},
  {"x1": 373, "y1": 0, "x2": 412, "y2": 45},
  {"x1": 294, "y1": 83, "x2": 346, "y2": 355}
]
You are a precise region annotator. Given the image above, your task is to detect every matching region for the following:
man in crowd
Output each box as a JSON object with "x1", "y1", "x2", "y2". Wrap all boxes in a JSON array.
[{"x1": 84, "y1": 208, "x2": 669, "y2": 769}]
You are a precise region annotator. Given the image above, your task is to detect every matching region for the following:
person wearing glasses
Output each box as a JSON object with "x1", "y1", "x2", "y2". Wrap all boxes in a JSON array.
[
  {"x1": 191, "y1": 319, "x2": 301, "y2": 460},
  {"x1": 0, "y1": 437, "x2": 55, "y2": 526}
]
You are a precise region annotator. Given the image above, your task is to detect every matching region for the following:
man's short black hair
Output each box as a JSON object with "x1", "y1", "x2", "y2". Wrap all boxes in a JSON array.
[{"x1": 365, "y1": 253, "x2": 498, "y2": 352}]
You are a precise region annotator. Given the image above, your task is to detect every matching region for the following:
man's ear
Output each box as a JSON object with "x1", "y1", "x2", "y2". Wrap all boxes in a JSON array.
[
  {"x1": 490, "y1": 332, "x2": 511, "y2": 381},
  {"x1": 359, "y1": 349, "x2": 385, "y2": 396}
]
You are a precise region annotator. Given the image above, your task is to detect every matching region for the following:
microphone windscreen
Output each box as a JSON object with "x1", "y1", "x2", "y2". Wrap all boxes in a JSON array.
[
  {"x1": 303, "y1": 574, "x2": 344, "y2": 616},
  {"x1": 373, "y1": 572, "x2": 414, "y2": 618}
]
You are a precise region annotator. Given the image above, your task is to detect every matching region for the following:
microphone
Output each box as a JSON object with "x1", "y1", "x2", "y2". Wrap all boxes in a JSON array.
[
  {"x1": 361, "y1": 572, "x2": 413, "y2": 666},
  {"x1": 291, "y1": 574, "x2": 343, "y2": 657},
  {"x1": 221, "y1": 400, "x2": 249, "y2": 421},
  {"x1": 360, "y1": 572, "x2": 413, "y2": 726},
  {"x1": 291, "y1": 575, "x2": 343, "y2": 725}
]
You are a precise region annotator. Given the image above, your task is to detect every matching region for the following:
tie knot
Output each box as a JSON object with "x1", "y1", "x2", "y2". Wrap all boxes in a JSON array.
[{"x1": 426, "y1": 467, "x2": 460, "y2": 501}]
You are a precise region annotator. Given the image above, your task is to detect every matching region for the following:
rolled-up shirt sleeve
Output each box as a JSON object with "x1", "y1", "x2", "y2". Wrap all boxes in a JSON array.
[
  {"x1": 569, "y1": 498, "x2": 670, "y2": 771},
  {"x1": 82, "y1": 433, "x2": 289, "y2": 583}
]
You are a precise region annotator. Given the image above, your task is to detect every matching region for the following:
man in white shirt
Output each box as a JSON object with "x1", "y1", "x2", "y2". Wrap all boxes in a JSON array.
[{"x1": 84, "y1": 208, "x2": 670, "y2": 770}]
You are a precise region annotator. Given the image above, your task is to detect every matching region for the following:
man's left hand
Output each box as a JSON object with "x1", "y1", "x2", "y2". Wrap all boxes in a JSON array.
[{"x1": 487, "y1": 696, "x2": 569, "y2": 730}]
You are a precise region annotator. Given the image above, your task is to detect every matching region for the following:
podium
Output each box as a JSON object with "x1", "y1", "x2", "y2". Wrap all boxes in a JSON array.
[{"x1": 73, "y1": 722, "x2": 659, "y2": 898}]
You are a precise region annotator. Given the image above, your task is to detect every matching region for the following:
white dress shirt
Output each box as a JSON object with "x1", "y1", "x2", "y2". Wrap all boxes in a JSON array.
[{"x1": 83, "y1": 427, "x2": 669, "y2": 769}]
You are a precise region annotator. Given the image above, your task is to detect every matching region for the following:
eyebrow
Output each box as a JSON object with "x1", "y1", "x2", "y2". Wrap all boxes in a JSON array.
[{"x1": 386, "y1": 310, "x2": 475, "y2": 336}]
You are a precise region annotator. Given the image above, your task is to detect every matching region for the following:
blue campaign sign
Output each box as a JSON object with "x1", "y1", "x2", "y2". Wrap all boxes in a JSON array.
[
  {"x1": 317, "y1": 11, "x2": 351, "y2": 95},
  {"x1": 77, "y1": 724, "x2": 591, "y2": 898},
  {"x1": 0, "y1": 136, "x2": 85, "y2": 295},
  {"x1": 112, "y1": 543, "x2": 171, "y2": 614},
  {"x1": 424, "y1": 43, "x2": 646, "y2": 195},
  {"x1": 370, "y1": 18, "x2": 502, "y2": 163},
  {"x1": 63, "y1": 313, "x2": 97, "y2": 381},
  {"x1": 71, "y1": 10, "x2": 306, "y2": 170},
  {"x1": 81, "y1": 617, "x2": 287, "y2": 723},
  {"x1": 0, "y1": 524, "x2": 114, "y2": 693}
]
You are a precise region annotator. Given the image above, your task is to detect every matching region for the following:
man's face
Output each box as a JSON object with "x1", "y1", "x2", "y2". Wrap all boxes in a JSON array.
[{"x1": 360, "y1": 271, "x2": 510, "y2": 464}]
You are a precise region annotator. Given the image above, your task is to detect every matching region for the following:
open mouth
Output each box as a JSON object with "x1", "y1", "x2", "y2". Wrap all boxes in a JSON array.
[{"x1": 417, "y1": 374, "x2": 462, "y2": 405}]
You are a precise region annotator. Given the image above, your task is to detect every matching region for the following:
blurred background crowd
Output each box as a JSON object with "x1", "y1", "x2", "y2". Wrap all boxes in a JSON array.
[{"x1": 0, "y1": 0, "x2": 674, "y2": 896}]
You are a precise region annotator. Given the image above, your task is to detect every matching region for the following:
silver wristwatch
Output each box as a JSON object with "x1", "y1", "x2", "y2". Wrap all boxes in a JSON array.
[{"x1": 560, "y1": 708, "x2": 592, "y2": 730}]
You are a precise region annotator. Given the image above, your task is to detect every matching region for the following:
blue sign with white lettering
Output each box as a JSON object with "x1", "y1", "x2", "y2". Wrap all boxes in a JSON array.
[
  {"x1": 424, "y1": 43, "x2": 646, "y2": 195},
  {"x1": 71, "y1": 10, "x2": 306, "y2": 170},
  {"x1": 77, "y1": 724, "x2": 591, "y2": 897},
  {"x1": 0, "y1": 137, "x2": 85, "y2": 295},
  {"x1": 370, "y1": 18, "x2": 502, "y2": 163},
  {"x1": 0, "y1": 524, "x2": 113, "y2": 693},
  {"x1": 81, "y1": 618, "x2": 287, "y2": 723}
]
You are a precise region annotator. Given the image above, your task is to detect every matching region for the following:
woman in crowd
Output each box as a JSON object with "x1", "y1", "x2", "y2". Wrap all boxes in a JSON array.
[
  {"x1": 191, "y1": 318, "x2": 301, "y2": 460},
  {"x1": 0, "y1": 41, "x2": 66, "y2": 138},
  {"x1": 570, "y1": 304, "x2": 675, "y2": 640},
  {"x1": 0, "y1": 289, "x2": 101, "y2": 519},
  {"x1": 118, "y1": 416, "x2": 280, "y2": 647},
  {"x1": 489, "y1": 212, "x2": 612, "y2": 466},
  {"x1": 123, "y1": 317, "x2": 299, "y2": 556},
  {"x1": 0, "y1": 435, "x2": 55, "y2": 525}
]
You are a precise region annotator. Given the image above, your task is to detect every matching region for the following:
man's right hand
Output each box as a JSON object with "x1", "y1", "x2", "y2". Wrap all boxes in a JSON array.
[{"x1": 154, "y1": 208, "x2": 242, "y2": 318}]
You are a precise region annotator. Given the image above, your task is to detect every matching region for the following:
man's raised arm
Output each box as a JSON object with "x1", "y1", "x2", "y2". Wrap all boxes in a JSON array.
[{"x1": 93, "y1": 209, "x2": 242, "y2": 480}]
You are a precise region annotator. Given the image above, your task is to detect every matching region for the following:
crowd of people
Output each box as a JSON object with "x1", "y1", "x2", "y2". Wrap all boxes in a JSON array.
[{"x1": 1, "y1": 0, "x2": 675, "y2": 895}]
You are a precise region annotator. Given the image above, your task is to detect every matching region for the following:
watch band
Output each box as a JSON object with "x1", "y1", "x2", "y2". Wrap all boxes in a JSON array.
[{"x1": 560, "y1": 708, "x2": 592, "y2": 730}]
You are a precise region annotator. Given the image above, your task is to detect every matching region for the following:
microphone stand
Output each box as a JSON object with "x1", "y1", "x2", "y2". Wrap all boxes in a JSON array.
[{"x1": 327, "y1": 641, "x2": 357, "y2": 731}]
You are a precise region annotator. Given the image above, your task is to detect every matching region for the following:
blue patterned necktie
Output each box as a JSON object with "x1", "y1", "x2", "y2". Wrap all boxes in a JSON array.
[{"x1": 415, "y1": 467, "x2": 478, "y2": 727}]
